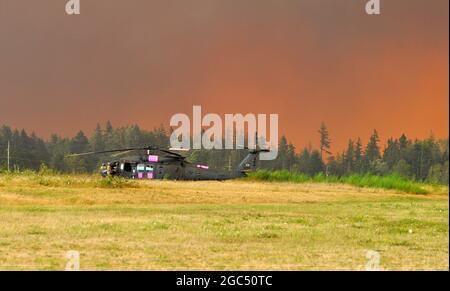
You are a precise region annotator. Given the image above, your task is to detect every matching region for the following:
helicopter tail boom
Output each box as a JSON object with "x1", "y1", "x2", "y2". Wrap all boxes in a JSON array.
[{"x1": 237, "y1": 149, "x2": 269, "y2": 173}]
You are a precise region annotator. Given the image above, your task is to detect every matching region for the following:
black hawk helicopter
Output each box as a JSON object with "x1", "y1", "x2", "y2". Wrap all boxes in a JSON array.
[{"x1": 66, "y1": 145, "x2": 269, "y2": 181}]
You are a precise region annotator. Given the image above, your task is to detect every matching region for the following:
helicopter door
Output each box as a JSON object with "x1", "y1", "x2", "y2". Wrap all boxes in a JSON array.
[
  {"x1": 136, "y1": 164, "x2": 145, "y2": 179},
  {"x1": 146, "y1": 165, "x2": 154, "y2": 179}
]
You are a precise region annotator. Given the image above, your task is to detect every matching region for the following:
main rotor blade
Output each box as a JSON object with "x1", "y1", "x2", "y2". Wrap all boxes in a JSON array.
[
  {"x1": 158, "y1": 149, "x2": 184, "y2": 158},
  {"x1": 111, "y1": 150, "x2": 137, "y2": 157},
  {"x1": 66, "y1": 145, "x2": 190, "y2": 158},
  {"x1": 65, "y1": 147, "x2": 146, "y2": 157}
]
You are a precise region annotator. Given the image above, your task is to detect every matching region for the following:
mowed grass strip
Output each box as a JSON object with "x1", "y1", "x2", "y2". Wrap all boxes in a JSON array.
[{"x1": 0, "y1": 174, "x2": 448, "y2": 270}]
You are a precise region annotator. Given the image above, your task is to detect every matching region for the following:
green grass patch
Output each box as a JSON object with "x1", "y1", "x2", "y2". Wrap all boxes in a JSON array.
[
  {"x1": 341, "y1": 174, "x2": 429, "y2": 194},
  {"x1": 246, "y1": 170, "x2": 430, "y2": 194}
]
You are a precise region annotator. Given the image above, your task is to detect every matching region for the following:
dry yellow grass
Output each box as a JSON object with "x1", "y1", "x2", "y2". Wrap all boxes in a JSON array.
[{"x1": 0, "y1": 174, "x2": 448, "y2": 270}]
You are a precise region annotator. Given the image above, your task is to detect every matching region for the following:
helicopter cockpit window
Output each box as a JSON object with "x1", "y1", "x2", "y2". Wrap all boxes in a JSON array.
[
  {"x1": 146, "y1": 165, "x2": 154, "y2": 172},
  {"x1": 123, "y1": 162, "x2": 132, "y2": 172},
  {"x1": 137, "y1": 164, "x2": 145, "y2": 173}
]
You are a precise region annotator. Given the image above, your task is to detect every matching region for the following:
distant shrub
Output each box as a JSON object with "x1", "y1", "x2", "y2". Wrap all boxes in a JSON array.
[
  {"x1": 38, "y1": 163, "x2": 58, "y2": 176},
  {"x1": 96, "y1": 176, "x2": 137, "y2": 189}
]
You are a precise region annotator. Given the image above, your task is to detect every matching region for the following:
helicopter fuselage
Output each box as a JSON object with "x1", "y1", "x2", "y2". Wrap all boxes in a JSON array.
[
  {"x1": 67, "y1": 146, "x2": 265, "y2": 181},
  {"x1": 102, "y1": 157, "x2": 244, "y2": 181}
]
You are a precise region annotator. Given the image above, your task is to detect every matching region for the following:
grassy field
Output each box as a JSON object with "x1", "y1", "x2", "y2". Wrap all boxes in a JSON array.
[{"x1": 0, "y1": 173, "x2": 448, "y2": 270}]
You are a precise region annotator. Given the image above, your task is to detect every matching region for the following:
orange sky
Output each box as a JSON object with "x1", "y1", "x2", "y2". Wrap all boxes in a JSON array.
[{"x1": 0, "y1": 0, "x2": 448, "y2": 153}]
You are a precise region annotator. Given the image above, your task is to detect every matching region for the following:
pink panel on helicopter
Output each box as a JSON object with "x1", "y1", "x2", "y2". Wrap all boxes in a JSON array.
[
  {"x1": 147, "y1": 172, "x2": 153, "y2": 179},
  {"x1": 148, "y1": 155, "x2": 159, "y2": 162},
  {"x1": 138, "y1": 173, "x2": 143, "y2": 179}
]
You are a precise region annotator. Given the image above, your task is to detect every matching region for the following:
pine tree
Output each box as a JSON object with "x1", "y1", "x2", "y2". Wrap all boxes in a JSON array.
[
  {"x1": 70, "y1": 131, "x2": 89, "y2": 153},
  {"x1": 363, "y1": 130, "x2": 381, "y2": 172},
  {"x1": 354, "y1": 137, "x2": 363, "y2": 173},
  {"x1": 345, "y1": 139, "x2": 355, "y2": 174},
  {"x1": 310, "y1": 150, "x2": 325, "y2": 175},
  {"x1": 69, "y1": 131, "x2": 89, "y2": 172},
  {"x1": 318, "y1": 122, "x2": 331, "y2": 161},
  {"x1": 383, "y1": 138, "x2": 400, "y2": 170},
  {"x1": 90, "y1": 124, "x2": 105, "y2": 152},
  {"x1": 286, "y1": 143, "x2": 296, "y2": 171},
  {"x1": 277, "y1": 136, "x2": 289, "y2": 170},
  {"x1": 399, "y1": 134, "x2": 409, "y2": 150},
  {"x1": 297, "y1": 148, "x2": 311, "y2": 174},
  {"x1": 105, "y1": 121, "x2": 113, "y2": 136}
]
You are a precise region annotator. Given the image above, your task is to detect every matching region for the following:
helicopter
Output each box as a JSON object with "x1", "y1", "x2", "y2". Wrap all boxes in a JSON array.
[{"x1": 66, "y1": 145, "x2": 269, "y2": 181}]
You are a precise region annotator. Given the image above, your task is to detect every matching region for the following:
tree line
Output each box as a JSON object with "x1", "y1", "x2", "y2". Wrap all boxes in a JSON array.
[{"x1": 0, "y1": 122, "x2": 448, "y2": 184}]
